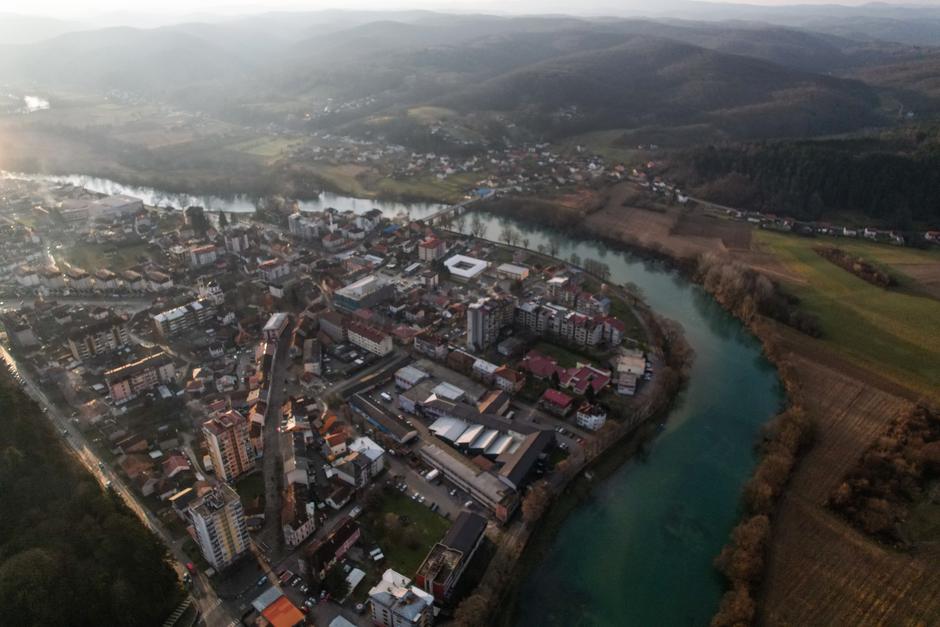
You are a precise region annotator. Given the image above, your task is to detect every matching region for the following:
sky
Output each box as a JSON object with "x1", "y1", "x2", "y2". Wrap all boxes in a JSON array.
[{"x1": 0, "y1": 0, "x2": 935, "y2": 20}]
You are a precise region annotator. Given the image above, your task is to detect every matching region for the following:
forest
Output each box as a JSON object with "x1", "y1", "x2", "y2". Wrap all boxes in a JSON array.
[
  {"x1": 678, "y1": 130, "x2": 940, "y2": 228},
  {"x1": 0, "y1": 380, "x2": 182, "y2": 626}
]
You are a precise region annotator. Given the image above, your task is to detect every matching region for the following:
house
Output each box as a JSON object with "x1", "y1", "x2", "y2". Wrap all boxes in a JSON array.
[
  {"x1": 259, "y1": 258, "x2": 290, "y2": 282},
  {"x1": 540, "y1": 388, "x2": 574, "y2": 417},
  {"x1": 348, "y1": 437, "x2": 386, "y2": 478},
  {"x1": 493, "y1": 366, "x2": 525, "y2": 393},
  {"x1": 305, "y1": 517, "x2": 361, "y2": 579},
  {"x1": 189, "y1": 244, "x2": 218, "y2": 267},
  {"x1": 576, "y1": 402, "x2": 607, "y2": 431},
  {"x1": 395, "y1": 365, "x2": 430, "y2": 390}
]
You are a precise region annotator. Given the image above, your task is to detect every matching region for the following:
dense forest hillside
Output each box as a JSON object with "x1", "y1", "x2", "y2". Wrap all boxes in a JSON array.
[
  {"x1": 675, "y1": 129, "x2": 940, "y2": 228},
  {"x1": 446, "y1": 36, "x2": 884, "y2": 139},
  {"x1": 0, "y1": 380, "x2": 181, "y2": 626}
]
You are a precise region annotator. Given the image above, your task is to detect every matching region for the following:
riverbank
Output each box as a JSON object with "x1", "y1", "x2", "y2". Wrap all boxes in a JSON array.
[
  {"x1": 444, "y1": 215, "x2": 783, "y2": 626},
  {"x1": 466, "y1": 199, "x2": 940, "y2": 625}
]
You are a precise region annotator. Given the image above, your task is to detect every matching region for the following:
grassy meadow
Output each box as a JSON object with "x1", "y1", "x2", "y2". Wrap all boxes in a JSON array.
[{"x1": 755, "y1": 231, "x2": 940, "y2": 398}]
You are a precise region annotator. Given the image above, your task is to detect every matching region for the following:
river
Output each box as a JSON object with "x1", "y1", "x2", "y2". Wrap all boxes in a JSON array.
[
  {"x1": 459, "y1": 213, "x2": 783, "y2": 626},
  {"x1": 0, "y1": 171, "x2": 446, "y2": 218}
]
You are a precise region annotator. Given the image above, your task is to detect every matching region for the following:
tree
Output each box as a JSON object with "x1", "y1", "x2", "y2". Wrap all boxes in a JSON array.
[
  {"x1": 568, "y1": 253, "x2": 581, "y2": 267},
  {"x1": 522, "y1": 237, "x2": 530, "y2": 250},
  {"x1": 470, "y1": 213, "x2": 486, "y2": 239},
  {"x1": 455, "y1": 212, "x2": 468, "y2": 233},
  {"x1": 218, "y1": 211, "x2": 229, "y2": 229},
  {"x1": 522, "y1": 481, "x2": 551, "y2": 522},
  {"x1": 500, "y1": 224, "x2": 513, "y2": 245},
  {"x1": 454, "y1": 592, "x2": 492, "y2": 627},
  {"x1": 547, "y1": 235, "x2": 561, "y2": 258},
  {"x1": 322, "y1": 566, "x2": 349, "y2": 599}
]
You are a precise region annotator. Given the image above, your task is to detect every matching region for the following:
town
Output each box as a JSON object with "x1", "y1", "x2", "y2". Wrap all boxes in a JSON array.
[{"x1": 0, "y1": 174, "x2": 657, "y2": 627}]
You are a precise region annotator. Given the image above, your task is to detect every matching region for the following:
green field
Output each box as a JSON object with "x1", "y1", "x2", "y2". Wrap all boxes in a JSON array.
[
  {"x1": 532, "y1": 340, "x2": 590, "y2": 368},
  {"x1": 360, "y1": 491, "x2": 450, "y2": 576},
  {"x1": 228, "y1": 136, "x2": 303, "y2": 158},
  {"x1": 65, "y1": 241, "x2": 155, "y2": 271},
  {"x1": 757, "y1": 231, "x2": 940, "y2": 397}
]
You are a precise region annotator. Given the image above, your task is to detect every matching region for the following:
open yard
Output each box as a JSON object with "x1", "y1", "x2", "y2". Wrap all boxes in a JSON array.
[
  {"x1": 65, "y1": 241, "x2": 157, "y2": 272},
  {"x1": 360, "y1": 490, "x2": 451, "y2": 576},
  {"x1": 754, "y1": 231, "x2": 940, "y2": 399}
]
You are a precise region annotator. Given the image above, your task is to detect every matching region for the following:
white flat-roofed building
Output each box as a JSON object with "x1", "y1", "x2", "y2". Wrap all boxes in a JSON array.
[
  {"x1": 431, "y1": 382, "x2": 466, "y2": 403},
  {"x1": 395, "y1": 365, "x2": 429, "y2": 390},
  {"x1": 444, "y1": 254, "x2": 489, "y2": 282},
  {"x1": 429, "y1": 416, "x2": 470, "y2": 443},
  {"x1": 263, "y1": 312, "x2": 290, "y2": 341},
  {"x1": 496, "y1": 263, "x2": 529, "y2": 281}
]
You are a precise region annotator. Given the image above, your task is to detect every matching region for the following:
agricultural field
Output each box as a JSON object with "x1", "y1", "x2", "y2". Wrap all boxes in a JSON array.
[
  {"x1": 227, "y1": 136, "x2": 304, "y2": 159},
  {"x1": 755, "y1": 343, "x2": 940, "y2": 626},
  {"x1": 754, "y1": 231, "x2": 940, "y2": 399}
]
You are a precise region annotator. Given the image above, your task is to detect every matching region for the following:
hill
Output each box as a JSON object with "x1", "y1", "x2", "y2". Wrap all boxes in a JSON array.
[{"x1": 444, "y1": 36, "x2": 885, "y2": 140}]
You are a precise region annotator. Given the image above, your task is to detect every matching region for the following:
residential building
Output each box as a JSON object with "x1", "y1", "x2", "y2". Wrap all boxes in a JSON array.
[
  {"x1": 188, "y1": 484, "x2": 250, "y2": 571},
  {"x1": 540, "y1": 388, "x2": 574, "y2": 417},
  {"x1": 152, "y1": 299, "x2": 216, "y2": 338},
  {"x1": 415, "y1": 511, "x2": 487, "y2": 601},
  {"x1": 203, "y1": 410, "x2": 255, "y2": 482},
  {"x1": 576, "y1": 402, "x2": 607, "y2": 431},
  {"x1": 282, "y1": 482, "x2": 317, "y2": 548},
  {"x1": 493, "y1": 366, "x2": 525, "y2": 393},
  {"x1": 369, "y1": 569, "x2": 434, "y2": 627},
  {"x1": 347, "y1": 321, "x2": 393, "y2": 356},
  {"x1": 466, "y1": 296, "x2": 513, "y2": 352},
  {"x1": 104, "y1": 352, "x2": 176, "y2": 404},
  {"x1": 224, "y1": 228, "x2": 250, "y2": 253},
  {"x1": 67, "y1": 315, "x2": 130, "y2": 361},
  {"x1": 259, "y1": 258, "x2": 290, "y2": 282},
  {"x1": 413, "y1": 332, "x2": 448, "y2": 361},
  {"x1": 305, "y1": 517, "x2": 361, "y2": 579},
  {"x1": 418, "y1": 236, "x2": 446, "y2": 261},
  {"x1": 189, "y1": 244, "x2": 218, "y2": 267}
]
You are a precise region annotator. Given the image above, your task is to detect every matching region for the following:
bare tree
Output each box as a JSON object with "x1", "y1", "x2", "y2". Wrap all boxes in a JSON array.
[
  {"x1": 547, "y1": 235, "x2": 561, "y2": 258},
  {"x1": 522, "y1": 237, "x2": 530, "y2": 250},
  {"x1": 470, "y1": 213, "x2": 486, "y2": 239}
]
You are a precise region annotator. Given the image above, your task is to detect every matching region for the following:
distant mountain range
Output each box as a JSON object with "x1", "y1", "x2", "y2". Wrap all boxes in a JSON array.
[{"x1": 1, "y1": 8, "x2": 939, "y2": 144}]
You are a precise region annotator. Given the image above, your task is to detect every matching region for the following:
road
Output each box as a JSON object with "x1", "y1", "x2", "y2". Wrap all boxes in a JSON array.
[
  {"x1": 0, "y1": 344, "x2": 237, "y2": 627},
  {"x1": 258, "y1": 331, "x2": 291, "y2": 556}
]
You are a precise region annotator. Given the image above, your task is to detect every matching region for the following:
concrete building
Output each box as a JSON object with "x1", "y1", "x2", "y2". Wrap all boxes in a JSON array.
[
  {"x1": 67, "y1": 315, "x2": 130, "y2": 361},
  {"x1": 347, "y1": 321, "x2": 393, "y2": 356},
  {"x1": 415, "y1": 511, "x2": 487, "y2": 601},
  {"x1": 369, "y1": 569, "x2": 434, "y2": 627},
  {"x1": 203, "y1": 410, "x2": 255, "y2": 482},
  {"x1": 496, "y1": 263, "x2": 529, "y2": 281},
  {"x1": 263, "y1": 312, "x2": 290, "y2": 341},
  {"x1": 188, "y1": 484, "x2": 250, "y2": 571},
  {"x1": 576, "y1": 402, "x2": 608, "y2": 431},
  {"x1": 466, "y1": 296, "x2": 514, "y2": 352},
  {"x1": 418, "y1": 236, "x2": 446, "y2": 261},
  {"x1": 104, "y1": 352, "x2": 176, "y2": 404},
  {"x1": 189, "y1": 244, "x2": 218, "y2": 267},
  {"x1": 334, "y1": 274, "x2": 395, "y2": 312},
  {"x1": 444, "y1": 254, "x2": 488, "y2": 282},
  {"x1": 152, "y1": 299, "x2": 216, "y2": 338}
]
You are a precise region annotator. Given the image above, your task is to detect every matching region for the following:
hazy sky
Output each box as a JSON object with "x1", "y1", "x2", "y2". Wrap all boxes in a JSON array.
[{"x1": 1, "y1": 0, "x2": 933, "y2": 20}]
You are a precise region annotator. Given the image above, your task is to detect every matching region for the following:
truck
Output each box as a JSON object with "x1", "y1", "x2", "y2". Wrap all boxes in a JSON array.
[{"x1": 425, "y1": 469, "x2": 440, "y2": 483}]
